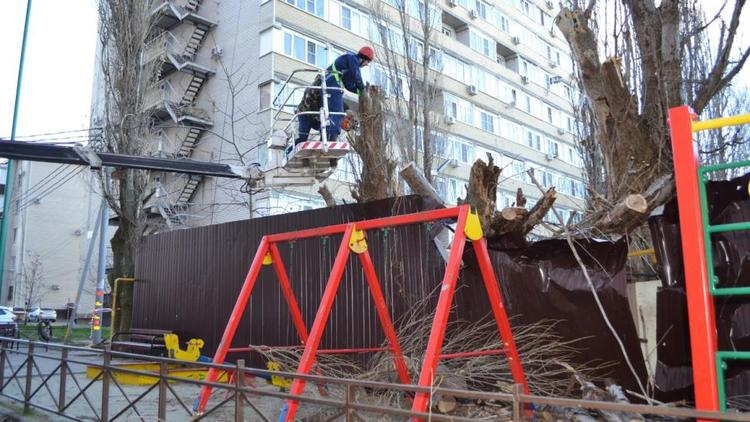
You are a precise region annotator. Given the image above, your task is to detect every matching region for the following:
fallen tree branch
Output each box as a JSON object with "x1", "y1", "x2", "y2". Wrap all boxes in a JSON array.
[
  {"x1": 400, "y1": 161, "x2": 444, "y2": 206},
  {"x1": 526, "y1": 172, "x2": 653, "y2": 404}
]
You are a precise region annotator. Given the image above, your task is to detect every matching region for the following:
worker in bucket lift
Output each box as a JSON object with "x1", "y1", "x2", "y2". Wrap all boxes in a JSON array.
[{"x1": 293, "y1": 46, "x2": 374, "y2": 148}]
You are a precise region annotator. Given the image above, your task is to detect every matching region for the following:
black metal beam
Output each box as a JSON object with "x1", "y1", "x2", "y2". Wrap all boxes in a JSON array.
[{"x1": 0, "y1": 140, "x2": 246, "y2": 179}]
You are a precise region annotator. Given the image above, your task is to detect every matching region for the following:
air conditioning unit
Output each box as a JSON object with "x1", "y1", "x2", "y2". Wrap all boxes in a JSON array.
[
  {"x1": 520, "y1": 75, "x2": 529, "y2": 84},
  {"x1": 546, "y1": 1, "x2": 553, "y2": 9},
  {"x1": 448, "y1": 158, "x2": 459, "y2": 168},
  {"x1": 467, "y1": 85, "x2": 478, "y2": 95},
  {"x1": 447, "y1": 0, "x2": 457, "y2": 7},
  {"x1": 549, "y1": 75, "x2": 563, "y2": 84},
  {"x1": 444, "y1": 115, "x2": 456, "y2": 125},
  {"x1": 469, "y1": 9, "x2": 479, "y2": 19},
  {"x1": 557, "y1": 127, "x2": 566, "y2": 135},
  {"x1": 211, "y1": 45, "x2": 224, "y2": 58},
  {"x1": 548, "y1": 60, "x2": 558, "y2": 68},
  {"x1": 549, "y1": 28, "x2": 556, "y2": 38},
  {"x1": 511, "y1": 36, "x2": 520, "y2": 45},
  {"x1": 546, "y1": 152, "x2": 558, "y2": 161},
  {"x1": 506, "y1": 100, "x2": 516, "y2": 108}
]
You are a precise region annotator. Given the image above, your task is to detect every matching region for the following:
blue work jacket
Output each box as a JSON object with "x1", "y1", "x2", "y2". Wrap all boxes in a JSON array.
[{"x1": 327, "y1": 52, "x2": 365, "y2": 94}]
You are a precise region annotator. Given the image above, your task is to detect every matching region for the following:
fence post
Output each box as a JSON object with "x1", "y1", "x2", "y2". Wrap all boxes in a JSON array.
[
  {"x1": 0, "y1": 340, "x2": 6, "y2": 391},
  {"x1": 24, "y1": 342, "x2": 34, "y2": 413},
  {"x1": 345, "y1": 384, "x2": 354, "y2": 422},
  {"x1": 101, "y1": 346, "x2": 111, "y2": 422},
  {"x1": 158, "y1": 361, "x2": 167, "y2": 421},
  {"x1": 58, "y1": 348, "x2": 68, "y2": 414},
  {"x1": 235, "y1": 359, "x2": 245, "y2": 422},
  {"x1": 512, "y1": 383, "x2": 522, "y2": 422}
]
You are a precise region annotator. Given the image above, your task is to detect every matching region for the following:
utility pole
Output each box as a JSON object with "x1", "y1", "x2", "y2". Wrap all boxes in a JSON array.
[
  {"x1": 92, "y1": 173, "x2": 110, "y2": 344},
  {"x1": 64, "y1": 198, "x2": 103, "y2": 343},
  {"x1": 0, "y1": 0, "x2": 32, "y2": 300}
]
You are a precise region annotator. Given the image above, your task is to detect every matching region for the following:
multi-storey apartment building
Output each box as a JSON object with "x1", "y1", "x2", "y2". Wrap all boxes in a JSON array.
[
  {"x1": 0, "y1": 161, "x2": 100, "y2": 311},
  {"x1": 141, "y1": 0, "x2": 584, "y2": 227}
]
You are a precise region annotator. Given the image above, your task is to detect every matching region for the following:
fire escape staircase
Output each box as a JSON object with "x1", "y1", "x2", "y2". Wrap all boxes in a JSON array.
[
  {"x1": 146, "y1": 0, "x2": 214, "y2": 229},
  {"x1": 152, "y1": 0, "x2": 214, "y2": 31}
]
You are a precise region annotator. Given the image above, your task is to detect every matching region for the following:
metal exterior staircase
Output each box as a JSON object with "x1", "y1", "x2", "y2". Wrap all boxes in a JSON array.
[
  {"x1": 183, "y1": 24, "x2": 209, "y2": 60},
  {"x1": 177, "y1": 175, "x2": 202, "y2": 204},
  {"x1": 185, "y1": 0, "x2": 202, "y2": 12},
  {"x1": 178, "y1": 127, "x2": 205, "y2": 157},
  {"x1": 180, "y1": 73, "x2": 207, "y2": 106}
]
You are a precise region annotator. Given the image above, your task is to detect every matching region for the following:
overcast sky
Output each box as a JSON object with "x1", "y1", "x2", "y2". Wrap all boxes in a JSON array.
[
  {"x1": 0, "y1": 1, "x2": 98, "y2": 141},
  {"x1": 0, "y1": 1, "x2": 747, "y2": 143}
]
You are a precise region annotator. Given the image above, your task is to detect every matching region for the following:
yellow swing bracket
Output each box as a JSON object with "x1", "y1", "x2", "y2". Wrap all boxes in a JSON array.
[{"x1": 464, "y1": 208, "x2": 484, "y2": 241}]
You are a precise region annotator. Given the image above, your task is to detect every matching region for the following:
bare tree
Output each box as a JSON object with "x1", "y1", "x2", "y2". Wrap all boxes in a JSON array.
[
  {"x1": 369, "y1": 0, "x2": 444, "y2": 184},
  {"x1": 556, "y1": 0, "x2": 750, "y2": 232},
  {"x1": 95, "y1": 0, "x2": 157, "y2": 332},
  {"x1": 20, "y1": 254, "x2": 46, "y2": 308}
]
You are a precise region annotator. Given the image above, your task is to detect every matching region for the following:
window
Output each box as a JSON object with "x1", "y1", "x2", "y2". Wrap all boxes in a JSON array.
[
  {"x1": 286, "y1": 0, "x2": 325, "y2": 17},
  {"x1": 443, "y1": 55, "x2": 470, "y2": 84},
  {"x1": 508, "y1": 158, "x2": 526, "y2": 181},
  {"x1": 494, "y1": 10, "x2": 509, "y2": 32},
  {"x1": 525, "y1": 129, "x2": 541, "y2": 150},
  {"x1": 547, "y1": 139, "x2": 559, "y2": 157},
  {"x1": 547, "y1": 107, "x2": 553, "y2": 124},
  {"x1": 341, "y1": 6, "x2": 351, "y2": 29},
  {"x1": 469, "y1": 30, "x2": 496, "y2": 61},
  {"x1": 454, "y1": 139, "x2": 474, "y2": 163},
  {"x1": 480, "y1": 110, "x2": 495, "y2": 133},
  {"x1": 283, "y1": 30, "x2": 328, "y2": 68},
  {"x1": 259, "y1": 82, "x2": 272, "y2": 109},
  {"x1": 474, "y1": 0, "x2": 488, "y2": 19},
  {"x1": 337, "y1": 3, "x2": 369, "y2": 37}
]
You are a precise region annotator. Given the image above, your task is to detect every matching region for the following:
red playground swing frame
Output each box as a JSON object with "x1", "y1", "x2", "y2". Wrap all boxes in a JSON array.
[{"x1": 195, "y1": 205, "x2": 529, "y2": 420}]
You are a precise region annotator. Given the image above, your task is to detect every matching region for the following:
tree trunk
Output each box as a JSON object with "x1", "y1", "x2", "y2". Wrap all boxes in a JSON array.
[
  {"x1": 461, "y1": 157, "x2": 501, "y2": 234},
  {"x1": 109, "y1": 223, "x2": 135, "y2": 334},
  {"x1": 350, "y1": 86, "x2": 396, "y2": 202}
]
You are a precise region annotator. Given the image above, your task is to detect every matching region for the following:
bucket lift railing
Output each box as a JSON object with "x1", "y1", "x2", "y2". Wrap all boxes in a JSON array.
[{"x1": 270, "y1": 68, "x2": 347, "y2": 153}]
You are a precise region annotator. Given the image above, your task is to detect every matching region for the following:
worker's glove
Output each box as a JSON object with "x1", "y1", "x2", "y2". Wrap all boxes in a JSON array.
[{"x1": 341, "y1": 110, "x2": 356, "y2": 132}]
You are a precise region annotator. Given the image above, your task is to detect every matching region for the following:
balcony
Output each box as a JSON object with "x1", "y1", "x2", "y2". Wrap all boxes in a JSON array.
[{"x1": 151, "y1": 0, "x2": 216, "y2": 30}]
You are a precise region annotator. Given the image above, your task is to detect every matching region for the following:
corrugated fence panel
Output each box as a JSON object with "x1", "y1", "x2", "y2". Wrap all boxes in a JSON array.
[{"x1": 133, "y1": 196, "x2": 444, "y2": 359}]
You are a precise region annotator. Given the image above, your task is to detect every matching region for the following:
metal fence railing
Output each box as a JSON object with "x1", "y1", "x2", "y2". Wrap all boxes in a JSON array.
[{"x1": 1, "y1": 338, "x2": 749, "y2": 421}]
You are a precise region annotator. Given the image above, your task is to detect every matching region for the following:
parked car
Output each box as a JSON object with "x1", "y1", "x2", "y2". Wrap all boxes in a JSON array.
[
  {"x1": 0, "y1": 308, "x2": 18, "y2": 337},
  {"x1": 12, "y1": 307, "x2": 27, "y2": 322},
  {"x1": 27, "y1": 307, "x2": 57, "y2": 322}
]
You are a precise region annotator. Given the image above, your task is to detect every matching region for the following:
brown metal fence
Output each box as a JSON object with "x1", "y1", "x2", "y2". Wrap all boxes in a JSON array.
[{"x1": 0, "y1": 338, "x2": 748, "y2": 421}]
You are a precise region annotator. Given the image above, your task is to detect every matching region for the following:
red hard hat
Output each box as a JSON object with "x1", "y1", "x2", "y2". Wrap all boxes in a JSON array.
[{"x1": 359, "y1": 46, "x2": 375, "y2": 61}]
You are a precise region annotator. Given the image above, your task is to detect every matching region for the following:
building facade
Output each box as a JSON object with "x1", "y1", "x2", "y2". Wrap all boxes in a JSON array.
[
  {"x1": 0, "y1": 161, "x2": 100, "y2": 312},
  {"x1": 140, "y1": 0, "x2": 585, "y2": 228}
]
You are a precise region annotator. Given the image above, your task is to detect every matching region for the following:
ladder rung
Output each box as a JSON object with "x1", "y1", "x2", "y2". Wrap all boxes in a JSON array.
[
  {"x1": 712, "y1": 285, "x2": 750, "y2": 296},
  {"x1": 707, "y1": 221, "x2": 750, "y2": 233}
]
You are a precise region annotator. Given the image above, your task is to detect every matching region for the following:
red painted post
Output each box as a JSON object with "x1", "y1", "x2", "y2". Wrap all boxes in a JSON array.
[
  {"x1": 283, "y1": 224, "x2": 355, "y2": 422},
  {"x1": 359, "y1": 249, "x2": 412, "y2": 385},
  {"x1": 472, "y1": 237, "x2": 528, "y2": 393},
  {"x1": 270, "y1": 242, "x2": 309, "y2": 344},
  {"x1": 410, "y1": 207, "x2": 469, "y2": 417},
  {"x1": 668, "y1": 105, "x2": 720, "y2": 413},
  {"x1": 197, "y1": 236, "x2": 271, "y2": 413}
]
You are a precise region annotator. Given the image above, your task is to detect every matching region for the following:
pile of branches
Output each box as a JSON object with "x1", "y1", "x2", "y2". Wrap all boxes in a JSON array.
[{"x1": 254, "y1": 290, "x2": 613, "y2": 415}]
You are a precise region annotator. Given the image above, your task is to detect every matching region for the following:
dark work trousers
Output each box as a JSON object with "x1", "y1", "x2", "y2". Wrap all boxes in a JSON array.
[{"x1": 295, "y1": 76, "x2": 344, "y2": 145}]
